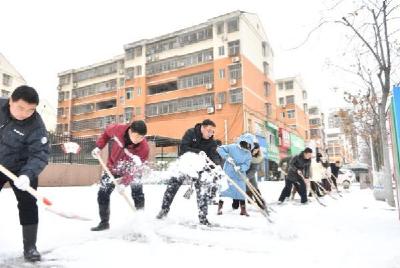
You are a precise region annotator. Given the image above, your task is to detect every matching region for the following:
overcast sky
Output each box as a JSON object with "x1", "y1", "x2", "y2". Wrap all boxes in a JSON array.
[{"x1": 2, "y1": 0, "x2": 365, "y2": 114}]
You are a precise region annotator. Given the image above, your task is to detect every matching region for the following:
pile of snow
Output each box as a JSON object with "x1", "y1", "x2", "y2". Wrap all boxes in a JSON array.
[{"x1": 1, "y1": 181, "x2": 399, "y2": 267}]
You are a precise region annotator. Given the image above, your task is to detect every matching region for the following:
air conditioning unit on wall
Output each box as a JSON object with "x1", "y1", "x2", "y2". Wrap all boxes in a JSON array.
[
  {"x1": 216, "y1": 104, "x2": 223, "y2": 110},
  {"x1": 231, "y1": 56, "x2": 240, "y2": 63},
  {"x1": 207, "y1": 107, "x2": 215, "y2": 114},
  {"x1": 229, "y1": 79, "x2": 237, "y2": 85},
  {"x1": 205, "y1": 83, "x2": 213, "y2": 90}
]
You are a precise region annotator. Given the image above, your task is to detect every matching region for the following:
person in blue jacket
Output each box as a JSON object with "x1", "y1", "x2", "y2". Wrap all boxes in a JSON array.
[{"x1": 216, "y1": 133, "x2": 253, "y2": 216}]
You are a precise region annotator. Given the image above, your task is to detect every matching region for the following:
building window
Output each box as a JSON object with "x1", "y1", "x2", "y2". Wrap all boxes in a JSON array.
[
  {"x1": 146, "y1": 48, "x2": 213, "y2": 76},
  {"x1": 218, "y1": 46, "x2": 225, "y2": 56},
  {"x1": 1, "y1": 89, "x2": 10, "y2": 97},
  {"x1": 229, "y1": 88, "x2": 243, "y2": 104},
  {"x1": 125, "y1": 48, "x2": 135, "y2": 60},
  {"x1": 279, "y1": 97, "x2": 284, "y2": 106},
  {"x1": 285, "y1": 80, "x2": 294, "y2": 90},
  {"x1": 135, "y1": 46, "x2": 142, "y2": 57},
  {"x1": 229, "y1": 63, "x2": 241, "y2": 80},
  {"x1": 262, "y1": 42, "x2": 267, "y2": 57},
  {"x1": 228, "y1": 40, "x2": 240, "y2": 56},
  {"x1": 265, "y1": 103, "x2": 272, "y2": 117},
  {"x1": 303, "y1": 90, "x2": 307, "y2": 99},
  {"x1": 125, "y1": 67, "x2": 134, "y2": 80},
  {"x1": 120, "y1": 96, "x2": 125, "y2": 104},
  {"x1": 278, "y1": 82, "x2": 283, "y2": 90},
  {"x1": 309, "y1": 107, "x2": 318, "y2": 115},
  {"x1": 137, "y1": 87, "x2": 142, "y2": 96},
  {"x1": 309, "y1": 118, "x2": 321, "y2": 125},
  {"x1": 264, "y1": 82, "x2": 271, "y2": 96},
  {"x1": 286, "y1": 95, "x2": 295, "y2": 104},
  {"x1": 119, "y1": 78, "x2": 125, "y2": 87},
  {"x1": 310, "y1": 129, "x2": 320, "y2": 138},
  {"x1": 287, "y1": 110, "x2": 295, "y2": 118},
  {"x1": 72, "y1": 79, "x2": 117, "y2": 98},
  {"x1": 136, "y1": 65, "x2": 142, "y2": 76},
  {"x1": 124, "y1": 107, "x2": 134, "y2": 122},
  {"x1": 263, "y1": 62, "x2": 269, "y2": 76},
  {"x1": 59, "y1": 74, "x2": 70, "y2": 86},
  {"x1": 126, "y1": 87, "x2": 134, "y2": 100},
  {"x1": 227, "y1": 17, "x2": 239, "y2": 33},
  {"x1": 177, "y1": 70, "x2": 213, "y2": 89},
  {"x1": 219, "y1": 68, "x2": 225, "y2": 79},
  {"x1": 145, "y1": 93, "x2": 213, "y2": 117},
  {"x1": 217, "y1": 92, "x2": 226, "y2": 104},
  {"x1": 57, "y1": 108, "x2": 64, "y2": 116},
  {"x1": 135, "y1": 107, "x2": 141, "y2": 116},
  {"x1": 303, "y1": 103, "x2": 308, "y2": 112},
  {"x1": 73, "y1": 62, "x2": 117, "y2": 82},
  {"x1": 281, "y1": 112, "x2": 285, "y2": 118},
  {"x1": 217, "y1": 22, "x2": 224, "y2": 35},
  {"x1": 2, "y1": 73, "x2": 12, "y2": 86}
]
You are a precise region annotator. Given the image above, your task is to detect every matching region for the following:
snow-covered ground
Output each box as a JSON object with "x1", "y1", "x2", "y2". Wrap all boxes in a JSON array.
[{"x1": 1, "y1": 181, "x2": 399, "y2": 268}]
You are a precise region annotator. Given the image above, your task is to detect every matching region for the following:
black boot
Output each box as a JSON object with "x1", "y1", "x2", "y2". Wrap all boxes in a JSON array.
[
  {"x1": 156, "y1": 208, "x2": 169, "y2": 219},
  {"x1": 22, "y1": 224, "x2": 41, "y2": 262},
  {"x1": 91, "y1": 204, "x2": 110, "y2": 231},
  {"x1": 217, "y1": 200, "x2": 224, "y2": 215}
]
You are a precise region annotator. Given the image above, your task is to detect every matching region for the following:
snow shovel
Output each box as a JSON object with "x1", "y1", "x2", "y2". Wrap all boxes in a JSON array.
[
  {"x1": 93, "y1": 153, "x2": 136, "y2": 212},
  {"x1": 0, "y1": 164, "x2": 91, "y2": 221},
  {"x1": 202, "y1": 156, "x2": 273, "y2": 223},
  {"x1": 232, "y1": 165, "x2": 274, "y2": 215},
  {"x1": 327, "y1": 174, "x2": 343, "y2": 197},
  {"x1": 315, "y1": 181, "x2": 338, "y2": 200},
  {"x1": 298, "y1": 172, "x2": 326, "y2": 207}
]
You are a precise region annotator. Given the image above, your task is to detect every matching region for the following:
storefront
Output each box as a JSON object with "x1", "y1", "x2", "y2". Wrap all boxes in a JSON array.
[
  {"x1": 279, "y1": 128, "x2": 291, "y2": 159},
  {"x1": 289, "y1": 133, "x2": 305, "y2": 156}
]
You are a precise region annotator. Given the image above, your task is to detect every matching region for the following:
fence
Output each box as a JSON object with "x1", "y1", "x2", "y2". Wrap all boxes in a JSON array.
[{"x1": 48, "y1": 133, "x2": 98, "y2": 165}]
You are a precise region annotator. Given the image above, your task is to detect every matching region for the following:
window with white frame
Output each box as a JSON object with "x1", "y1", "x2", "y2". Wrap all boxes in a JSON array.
[
  {"x1": 126, "y1": 87, "x2": 134, "y2": 100},
  {"x1": 286, "y1": 95, "x2": 295, "y2": 104},
  {"x1": 287, "y1": 110, "x2": 295, "y2": 118},
  {"x1": 218, "y1": 46, "x2": 225, "y2": 56}
]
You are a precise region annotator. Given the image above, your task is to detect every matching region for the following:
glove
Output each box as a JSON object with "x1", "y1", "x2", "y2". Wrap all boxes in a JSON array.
[
  {"x1": 91, "y1": 147, "x2": 101, "y2": 158},
  {"x1": 226, "y1": 157, "x2": 235, "y2": 165},
  {"x1": 14, "y1": 175, "x2": 30, "y2": 191},
  {"x1": 131, "y1": 155, "x2": 142, "y2": 166},
  {"x1": 234, "y1": 166, "x2": 241, "y2": 173},
  {"x1": 297, "y1": 170, "x2": 303, "y2": 176}
]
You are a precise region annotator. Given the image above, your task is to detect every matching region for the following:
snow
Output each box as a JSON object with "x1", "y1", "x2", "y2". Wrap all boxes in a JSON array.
[{"x1": 1, "y1": 181, "x2": 400, "y2": 268}]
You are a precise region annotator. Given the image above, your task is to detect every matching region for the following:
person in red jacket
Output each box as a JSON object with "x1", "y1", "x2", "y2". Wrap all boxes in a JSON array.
[{"x1": 90, "y1": 120, "x2": 149, "y2": 231}]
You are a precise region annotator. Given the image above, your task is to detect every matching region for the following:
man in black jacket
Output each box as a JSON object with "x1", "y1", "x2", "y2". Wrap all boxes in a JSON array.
[
  {"x1": 156, "y1": 119, "x2": 220, "y2": 225},
  {"x1": 0, "y1": 86, "x2": 49, "y2": 262},
  {"x1": 278, "y1": 147, "x2": 312, "y2": 204},
  {"x1": 330, "y1": 161, "x2": 341, "y2": 188}
]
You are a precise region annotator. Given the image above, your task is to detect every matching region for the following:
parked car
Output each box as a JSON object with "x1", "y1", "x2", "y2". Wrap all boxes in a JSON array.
[{"x1": 337, "y1": 168, "x2": 356, "y2": 189}]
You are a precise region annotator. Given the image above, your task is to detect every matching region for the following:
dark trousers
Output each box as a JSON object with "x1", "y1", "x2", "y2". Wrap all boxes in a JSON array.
[
  {"x1": 161, "y1": 175, "x2": 210, "y2": 221},
  {"x1": 322, "y1": 178, "x2": 331, "y2": 192},
  {"x1": 278, "y1": 178, "x2": 308, "y2": 203},
  {"x1": 97, "y1": 173, "x2": 145, "y2": 209},
  {"x1": 331, "y1": 176, "x2": 337, "y2": 188},
  {"x1": 310, "y1": 181, "x2": 323, "y2": 197},
  {"x1": 0, "y1": 172, "x2": 38, "y2": 225}
]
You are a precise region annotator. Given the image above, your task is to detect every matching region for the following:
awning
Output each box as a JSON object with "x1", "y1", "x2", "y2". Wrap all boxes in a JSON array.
[{"x1": 146, "y1": 135, "x2": 181, "y2": 147}]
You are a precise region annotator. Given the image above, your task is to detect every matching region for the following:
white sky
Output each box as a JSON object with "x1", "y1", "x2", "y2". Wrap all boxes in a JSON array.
[{"x1": 1, "y1": 0, "x2": 363, "y2": 114}]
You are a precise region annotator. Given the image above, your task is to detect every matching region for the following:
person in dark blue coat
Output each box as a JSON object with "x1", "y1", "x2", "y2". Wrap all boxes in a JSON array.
[
  {"x1": 0, "y1": 86, "x2": 49, "y2": 262},
  {"x1": 216, "y1": 133, "x2": 253, "y2": 216}
]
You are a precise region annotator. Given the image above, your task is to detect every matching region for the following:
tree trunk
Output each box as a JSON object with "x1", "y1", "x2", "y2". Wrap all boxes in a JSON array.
[{"x1": 379, "y1": 103, "x2": 395, "y2": 206}]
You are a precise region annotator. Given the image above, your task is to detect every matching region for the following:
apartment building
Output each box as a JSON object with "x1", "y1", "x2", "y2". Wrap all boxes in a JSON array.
[
  {"x1": 326, "y1": 108, "x2": 356, "y2": 163},
  {"x1": 0, "y1": 53, "x2": 26, "y2": 97},
  {"x1": 275, "y1": 76, "x2": 310, "y2": 141},
  {"x1": 56, "y1": 11, "x2": 277, "y2": 147},
  {"x1": 308, "y1": 105, "x2": 326, "y2": 153}
]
